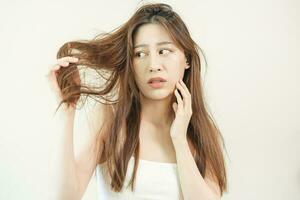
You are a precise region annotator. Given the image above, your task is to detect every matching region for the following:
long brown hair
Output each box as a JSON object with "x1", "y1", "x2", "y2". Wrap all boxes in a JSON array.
[{"x1": 55, "y1": 3, "x2": 228, "y2": 195}]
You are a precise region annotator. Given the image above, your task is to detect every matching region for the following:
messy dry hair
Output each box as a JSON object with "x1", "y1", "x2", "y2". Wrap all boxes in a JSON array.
[{"x1": 55, "y1": 2, "x2": 228, "y2": 195}]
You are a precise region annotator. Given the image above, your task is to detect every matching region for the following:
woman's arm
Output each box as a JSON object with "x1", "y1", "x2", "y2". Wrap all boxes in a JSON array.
[
  {"x1": 50, "y1": 103, "x2": 110, "y2": 200},
  {"x1": 50, "y1": 107, "x2": 80, "y2": 200},
  {"x1": 173, "y1": 139, "x2": 221, "y2": 200}
]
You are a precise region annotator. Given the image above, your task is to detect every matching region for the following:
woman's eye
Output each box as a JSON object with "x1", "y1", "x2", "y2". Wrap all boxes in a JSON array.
[
  {"x1": 134, "y1": 49, "x2": 172, "y2": 58},
  {"x1": 134, "y1": 52, "x2": 146, "y2": 58},
  {"x1": 159, "y1": 49, "x2": 171, "y2": 55}
]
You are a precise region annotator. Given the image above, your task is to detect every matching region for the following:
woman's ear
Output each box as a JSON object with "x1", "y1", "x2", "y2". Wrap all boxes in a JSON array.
[{"x1": 185, "y1": 59, "x2": 190, "y2": 69}]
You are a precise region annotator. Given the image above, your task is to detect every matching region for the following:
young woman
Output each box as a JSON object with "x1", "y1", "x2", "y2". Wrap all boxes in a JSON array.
[{"x1": 47, "y1": 3, "x2": 227, "y2": 200}]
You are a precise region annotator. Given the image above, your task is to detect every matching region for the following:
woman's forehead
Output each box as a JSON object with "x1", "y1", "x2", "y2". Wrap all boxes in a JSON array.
[
  {"x1": 133, "y1": 41, "x2": 175, "y2": 49},
  {"x1": 133, "y1": 23, "x2": 173, "y2": 44}
]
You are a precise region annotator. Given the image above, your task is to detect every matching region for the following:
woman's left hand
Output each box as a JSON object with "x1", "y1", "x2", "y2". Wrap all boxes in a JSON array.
[{"x1": 170, "y1": 79, "x2": 193, "y2": 143}]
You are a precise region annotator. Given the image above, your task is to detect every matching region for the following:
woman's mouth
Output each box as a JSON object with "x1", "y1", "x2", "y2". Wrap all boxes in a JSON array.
[{"x1": 148, "y1": 80, "x2": 166, "y2": 88}]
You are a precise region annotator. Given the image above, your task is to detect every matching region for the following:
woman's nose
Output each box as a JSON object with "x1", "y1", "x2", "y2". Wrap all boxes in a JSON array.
[{"x1": 148, "y1": 54, "x2": 163, "y2": 72}]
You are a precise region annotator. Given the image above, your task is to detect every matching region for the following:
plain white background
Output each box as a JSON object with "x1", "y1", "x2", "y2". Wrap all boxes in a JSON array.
[{"x1": 0, "y1": 0, "x2": 299, "y2": 199}]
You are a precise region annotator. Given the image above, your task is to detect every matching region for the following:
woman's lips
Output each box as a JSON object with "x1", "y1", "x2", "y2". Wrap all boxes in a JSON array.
[{"x1": 148, "y1": 81, "x2": 166, "y2": 88}]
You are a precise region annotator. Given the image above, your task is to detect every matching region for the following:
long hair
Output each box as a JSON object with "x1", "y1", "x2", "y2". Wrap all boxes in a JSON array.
[{"x1": 55, "y1": 3, "x2": 228, "y2": 195}]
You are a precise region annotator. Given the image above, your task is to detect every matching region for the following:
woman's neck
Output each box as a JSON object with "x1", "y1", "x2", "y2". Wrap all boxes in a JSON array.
[{"x1": 139, "y1": 93, "x2": 175, "y2": 129}]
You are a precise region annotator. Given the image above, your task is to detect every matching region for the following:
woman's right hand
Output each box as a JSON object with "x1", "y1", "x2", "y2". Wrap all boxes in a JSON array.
[{"x1": 46, "y1": 56, "x2": 79, "y2": 112}]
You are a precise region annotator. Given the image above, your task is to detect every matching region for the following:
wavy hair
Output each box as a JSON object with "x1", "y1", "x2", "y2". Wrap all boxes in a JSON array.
[{"x1": 55, "y1": 2, "x2": 228, "y2": 195}]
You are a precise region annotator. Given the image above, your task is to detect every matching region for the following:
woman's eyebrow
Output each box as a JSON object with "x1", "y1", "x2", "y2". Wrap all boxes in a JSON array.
[{"x1": 134, "y1": 41, "x2": 174, "y2": 49}]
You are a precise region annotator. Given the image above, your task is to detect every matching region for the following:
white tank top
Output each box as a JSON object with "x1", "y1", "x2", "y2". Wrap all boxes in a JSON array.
[{"x1": 95, "y1": 156, "x2": 184, "y2": 200}]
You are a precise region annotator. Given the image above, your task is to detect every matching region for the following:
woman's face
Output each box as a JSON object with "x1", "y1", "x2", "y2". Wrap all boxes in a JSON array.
[{"x1": 132, "y1": 23, "x2": 189, "y2": 100}]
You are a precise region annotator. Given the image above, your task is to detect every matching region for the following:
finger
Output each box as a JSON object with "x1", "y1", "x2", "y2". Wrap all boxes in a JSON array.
[
  {"x1": 179, "y1": 80, "x2": 191, "y2": 99},
  {"x1": 176, "y1": 81, "x2": 187, "y2": 106},
  {"x1": 47, "y1": 62, "x2": 67, "y2": 73},
  {"x1": 58, "y1": 61, "x2": 70, "y2": 67},
  {"x1": 174, "y1": 89, "x2": 183, "y2": 110},
  {"x1": 48, "y1": 59, "x2": 75, "y2": 75},
  {"x1": 172, "y1": 102, "x2": 178, "y2": 113},
  {"x1": 58, "y1": 56, "x2": 79, "y2": 63},
  {"x1": 180, "y1": 80, "x2": 192, "y2": 112},
  {"x1": 50, "y1": 56, "x2": 79, "y2": 71},
  {"x1": 179, "y1": 79, "x2": 191, "y2": 97}
]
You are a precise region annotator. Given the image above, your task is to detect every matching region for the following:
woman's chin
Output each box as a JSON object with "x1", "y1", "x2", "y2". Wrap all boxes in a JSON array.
[{"x1": 142, "y1": 91, "x2": 173, "y2": 100}]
